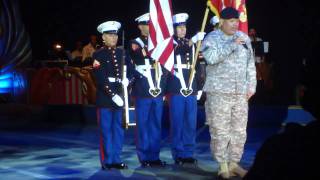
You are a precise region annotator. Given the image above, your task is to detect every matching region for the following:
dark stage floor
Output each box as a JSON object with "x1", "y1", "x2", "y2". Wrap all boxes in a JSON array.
[
  {"x1": 0, "y1": 105, "x2": 314, "y2": 179},
  {"x1": 0, "y1": 126, "x2": 278, "y2": 179}
]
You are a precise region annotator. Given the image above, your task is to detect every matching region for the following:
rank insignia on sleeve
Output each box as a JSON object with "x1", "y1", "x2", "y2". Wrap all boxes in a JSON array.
[{"x1": 93, "y1": 59, "x2": 101, "y2": 69}]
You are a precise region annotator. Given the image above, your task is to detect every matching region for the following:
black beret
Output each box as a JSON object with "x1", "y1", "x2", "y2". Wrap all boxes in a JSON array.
[{"x1": 220, "y1": 7, "x2": 239, "y2": 19}]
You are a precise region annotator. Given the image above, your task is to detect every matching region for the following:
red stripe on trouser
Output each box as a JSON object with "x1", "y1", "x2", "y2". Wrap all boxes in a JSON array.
[{"x1": 96, "y1": 108, "x2": 105, "y2": 163}]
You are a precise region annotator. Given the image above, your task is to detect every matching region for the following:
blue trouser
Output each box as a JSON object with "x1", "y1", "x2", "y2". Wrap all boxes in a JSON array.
[
  {"x1": 169, "y1": 95, "x2": 197, "y2": 160},
  {"x1": 135, "y1": 97, "x2": 163, "y2": 162},
  {"x1": 97, "y1": 108, "x2": 124, "y2": 165}
]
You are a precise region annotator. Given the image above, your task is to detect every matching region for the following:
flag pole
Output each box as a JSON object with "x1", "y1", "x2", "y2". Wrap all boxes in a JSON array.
[{"x1": 188, "y1": 2, "x2": 210, "y2": 89}]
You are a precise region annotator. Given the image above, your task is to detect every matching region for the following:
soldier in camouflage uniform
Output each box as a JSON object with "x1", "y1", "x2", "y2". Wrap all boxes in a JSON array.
[{"x1": 201, "y1": 7, "x2": 256, "y2": 179}]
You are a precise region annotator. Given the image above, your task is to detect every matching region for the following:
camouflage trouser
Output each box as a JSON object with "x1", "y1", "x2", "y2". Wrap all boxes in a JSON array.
[{"x1": 205, "y1": 92, "x2": 248, "y2": 163}]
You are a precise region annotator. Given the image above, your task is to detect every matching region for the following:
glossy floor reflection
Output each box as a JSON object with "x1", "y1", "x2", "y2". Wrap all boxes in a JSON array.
[{"x1": 0, "y1": 122, "x2": 279, "y2": 180}]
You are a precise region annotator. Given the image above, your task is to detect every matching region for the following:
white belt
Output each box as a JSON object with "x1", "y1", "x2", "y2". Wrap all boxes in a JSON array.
[
  {"x1": 175, "y1": 55, "x2": 187, "y2": 90},
  {"x1": 135, "y1": 59, "x2": 163, "y2": 97},
  {"x1": 108, "y1": 77, "x2": 121, "y2": 83},
  {"x1": 174, "y1": 64, "x2": 190, "y2": 69},
  {"x1": 135, "y1": 64, "x2": 154, "y2": 73},
  {"x1": 174, "y1": 52, "x2": 195, "y2": 97}
]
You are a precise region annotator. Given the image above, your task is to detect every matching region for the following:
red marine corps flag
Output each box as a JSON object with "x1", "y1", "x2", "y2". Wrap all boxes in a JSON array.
[
  {"x1": 234, "y1": 0, "x2": 248, "y2": 34},
  {"x1": 207, "y1": 0, "x2": 248, "y2": 34},
  {"x1": 148, "y1": 0, "x2": 174, "y2": 71},
  {"x1": 207, "y1": 0, "x2": 225, "y2": 17}
]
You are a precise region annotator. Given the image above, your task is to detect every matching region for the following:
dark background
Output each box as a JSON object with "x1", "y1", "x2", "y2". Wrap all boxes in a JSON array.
[
  {"x1": 19, "y1": 0, "x2": 319, "y2": 59},
  {"x1": 18, "y1": 0, "x2": 319, "y2": 105}
]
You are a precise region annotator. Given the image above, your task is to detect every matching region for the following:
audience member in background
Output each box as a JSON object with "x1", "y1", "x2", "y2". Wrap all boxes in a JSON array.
[
  {"x1": 82, "y1": 35, "x2": 99, "y2": 65},
  {"x1": 248, "y1": 28, "x2": 273, "y2": 104},
  {"x1": 243, "y1": 57, "x2": 320, "y2": 180},
  {"x1": 249, "y1": 28, "x2": 265, "y2": 81},
  {"x1": 71, "y1": 41, "x2": 83, "y2": 60}
]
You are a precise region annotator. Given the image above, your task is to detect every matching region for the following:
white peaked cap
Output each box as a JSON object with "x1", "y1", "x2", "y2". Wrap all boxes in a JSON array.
[
  {"x1": 210, "y1": 16, "x2": 220, "y2": 26},
  {"x1": 173, "y1": 13, "x2": 189, "y2": 25},
  {"x1": 135, "y1": 13, "x2": 150, "y2": 24},
  {"x1": 97, "y1": 21, "x2": 121, "y2": 34}
]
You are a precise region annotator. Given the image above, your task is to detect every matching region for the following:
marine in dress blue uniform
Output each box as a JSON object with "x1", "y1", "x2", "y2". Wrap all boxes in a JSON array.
[
  {"x1": 167, "y1": 13, "x2": 206, "y2": 165},
  {"x1": 93, "y1": 21, "x2": 132, "y2": 170},
  {"x1": 128, "y1": 13, "x2": 168, "y2": 167}
]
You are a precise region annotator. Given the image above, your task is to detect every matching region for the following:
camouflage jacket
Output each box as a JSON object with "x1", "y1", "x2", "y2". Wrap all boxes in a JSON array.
[{"x1": 201, "y1": 29, "x2": 256, "y2": 94}]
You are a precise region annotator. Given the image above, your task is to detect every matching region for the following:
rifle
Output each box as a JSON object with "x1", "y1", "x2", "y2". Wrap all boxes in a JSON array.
[
  {"x1": 121, "y1": 30, "x2": 130, "y2": 129},
  {"x1": 121, "y1": 31, "x2": 137, "y2": 129},
  {"x1": 122, "y1": 66, "x2": 130, "y2": 129}
]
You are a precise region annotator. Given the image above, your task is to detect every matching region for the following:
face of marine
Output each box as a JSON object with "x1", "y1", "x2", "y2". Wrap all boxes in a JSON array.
[
  {"x1": 221, "y1": 18, "x2": 239, "y2": 36},
  {"x1": 138, "y1": 24, "x2": 149, "y2": 37},
  {"x1": 102, "y1": 33, "x2": 118, "y2": 47},
  {"x1": 175, "y1": 25, "x2": 187, "y2": 38}
]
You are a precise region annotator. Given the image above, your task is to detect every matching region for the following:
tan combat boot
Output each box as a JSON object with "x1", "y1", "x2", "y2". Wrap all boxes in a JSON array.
[
  {"x1": 218, "y1": 162, "x2": 230, "y2": 179},
  {"x1": 229, "y1": 162, "x2": 248, "y2": 178}
]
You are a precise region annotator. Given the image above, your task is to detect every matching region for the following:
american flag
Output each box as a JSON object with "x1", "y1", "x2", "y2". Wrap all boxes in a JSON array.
[{"x1": 148, "y1": 0, "x2": 174, "y2": 71}]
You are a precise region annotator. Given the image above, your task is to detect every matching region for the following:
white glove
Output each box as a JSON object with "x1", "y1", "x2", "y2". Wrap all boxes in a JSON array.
[
  {"x1": 122, "y1": 78, "x2": 129, "y2": 87},
  {"x1": 191, "y1": 32, "x2": 206, "y2": 44},
  {"x1": 196, "y1": 90, "x2": 203, "y2": 100},
  {"x1": 112, "y1": 94, "x2": 124, "y2": 107}
]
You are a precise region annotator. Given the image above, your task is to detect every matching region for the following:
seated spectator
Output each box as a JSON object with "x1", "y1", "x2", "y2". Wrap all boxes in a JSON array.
[
  {"x1": 71, "y1": 41, "x2": 83, "y2": 60},
  {"x1": 243, "y1": 58, "x2": 320, "y2": 180},
  {"x1": 82, "y1": 35, "x2": 99, "y2": 64}
]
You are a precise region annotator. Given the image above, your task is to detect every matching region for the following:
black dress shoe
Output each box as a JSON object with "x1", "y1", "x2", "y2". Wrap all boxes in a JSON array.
[
  {"x1": 101, "y1": 164, "x2": 113, "y2": 170},
  {"x1": 141, "y1": 161, "x2": 151, "y2": 167},
  {"x1": 149, "y1": 159, "x2": 166, "y2": 167},
  {"x1": 112, "y1": 163, "x2": 128, "y2": 169},
  {"x1": 174, "y1": 157, "x2": 184, "y2": 165},
  {"x1": 182, "y1": 157, "x2": 197, "y2": 165}
]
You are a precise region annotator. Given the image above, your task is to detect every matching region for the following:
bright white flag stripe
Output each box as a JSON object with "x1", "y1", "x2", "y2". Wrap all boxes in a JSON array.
[{"x1": 148, "y1": 0, "x2": 174, "y2": 71}]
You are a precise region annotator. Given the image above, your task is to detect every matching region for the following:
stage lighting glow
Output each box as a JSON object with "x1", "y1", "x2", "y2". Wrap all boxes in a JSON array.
[
  {"x1": 0, "y1": 73, "x2": 13, "y2": 93},
  {"x1": 0, "y1": 72, "x2": 26, "y2": 94},
  {"x1": 55, "y1": 44, "x2": 62, "y2": 49},
  {"x1": 0, "y1": 73, "x2": 12, "y2": 80},
  {"x1": 0, "y1": 80, "x2": 11, "y2": 89}
]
